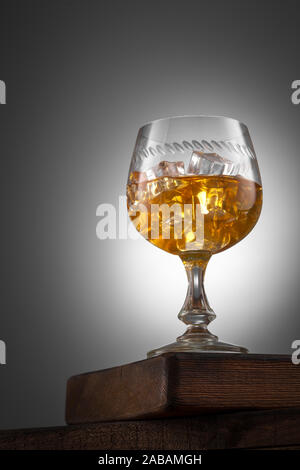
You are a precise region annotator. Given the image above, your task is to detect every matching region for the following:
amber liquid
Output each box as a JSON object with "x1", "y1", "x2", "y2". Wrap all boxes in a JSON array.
[{"x1": 127, "y1": 173, "x2": 262, "y2": 255}]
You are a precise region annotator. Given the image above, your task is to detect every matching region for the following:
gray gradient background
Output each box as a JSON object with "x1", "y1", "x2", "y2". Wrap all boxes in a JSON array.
[{"x1": 0, "y1": 0, "x2": 299, "y2": 429}]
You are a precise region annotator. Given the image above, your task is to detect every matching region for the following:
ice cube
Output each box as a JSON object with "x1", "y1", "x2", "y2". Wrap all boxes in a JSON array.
[
  {"x1": 132, "y1": 161, "x2": 185, "y2": 183},
  {"x1": 188, "y1": 151, "x2": 233, "y2": 176},
  {"x1": 128, "y1": 170, "x2": 153, "y2": 184},
  {"x1": 153, "y1": 160, "x2": 185, "y2": 177}
]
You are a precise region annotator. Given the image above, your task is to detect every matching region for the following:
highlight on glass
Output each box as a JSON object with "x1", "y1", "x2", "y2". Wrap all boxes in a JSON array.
[{"x1": 127, "y1": 116, "x2": 262, "y2": 357}]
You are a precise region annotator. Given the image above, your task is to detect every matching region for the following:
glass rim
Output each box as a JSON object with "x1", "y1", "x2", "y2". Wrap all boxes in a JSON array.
[{"x1": 139, "y1": 114, "x2": 248, "y2": 131}]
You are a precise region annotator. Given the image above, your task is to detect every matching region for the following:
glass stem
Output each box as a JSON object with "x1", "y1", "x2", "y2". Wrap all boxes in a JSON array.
[{"x1": 177, "y1": 252, "x2": 217, "y2": 343}]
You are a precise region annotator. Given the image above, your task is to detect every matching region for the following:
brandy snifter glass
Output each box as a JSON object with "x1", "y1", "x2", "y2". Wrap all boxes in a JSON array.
[{"x1": 126, "y1": 116, "x2": 262, "y2": 357}]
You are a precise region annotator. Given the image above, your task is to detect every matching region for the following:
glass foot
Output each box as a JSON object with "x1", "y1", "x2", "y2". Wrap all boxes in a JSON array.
[
  {"x1": 147, "y1": 337, "x2": 248, "y2": 358},
  {"x1": 147, "y1": 253, "x2": 248, "y2": 359}
]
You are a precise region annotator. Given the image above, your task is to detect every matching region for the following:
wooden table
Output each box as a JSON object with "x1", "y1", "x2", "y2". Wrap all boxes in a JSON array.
[
  {"x1": 1, "y1": 353, "x2": 300, "y2": 450},
  {"x1": 0, "y1": 408, "x2": 300, "y2": 450}
]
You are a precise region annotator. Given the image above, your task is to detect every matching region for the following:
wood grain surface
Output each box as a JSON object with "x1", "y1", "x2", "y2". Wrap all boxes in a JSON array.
[
  {"x1": 1, "y1": 408, "x2": 300, "y2": 450},
  {"x1": 66, "y1": 353, "x2": 300, "y2": 424}
]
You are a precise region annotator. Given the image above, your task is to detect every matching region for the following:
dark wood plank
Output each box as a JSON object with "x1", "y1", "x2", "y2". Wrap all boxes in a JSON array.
[
  {"x1": 1, "y1": 408, "x2": 300, "y2": 450},
  {"x1": 66, "y1": 352, "x2": 300, "y2": 424},
  {"x1": 66, "y1": 352, "x2": 169, "y2": 424}
]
